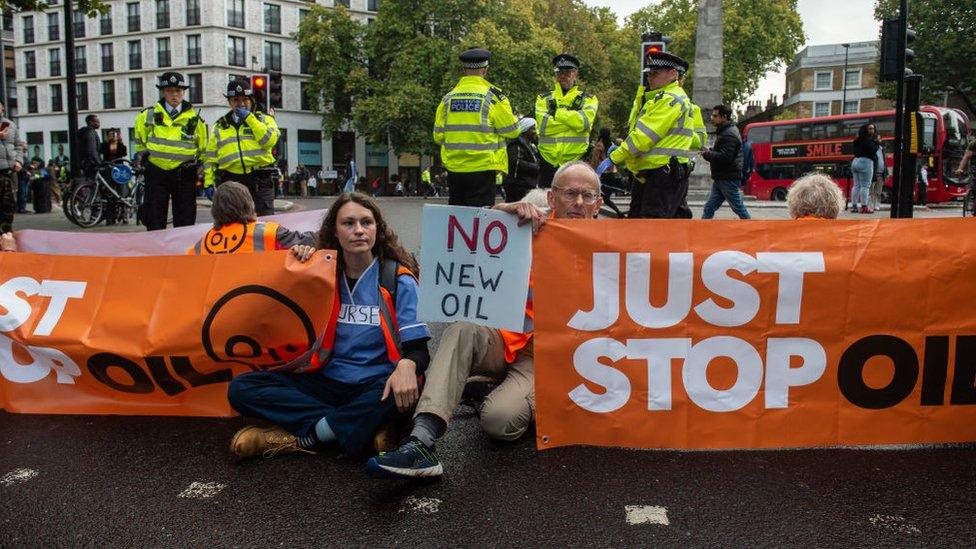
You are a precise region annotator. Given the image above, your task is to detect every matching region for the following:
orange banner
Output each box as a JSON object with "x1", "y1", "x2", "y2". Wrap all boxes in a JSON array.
[
  {"x1": 0, "y1": 251, "x2": 335, "y2": 416},
  {"x1": 533, "y1": 219, "x2": 976, "y2": 450}
]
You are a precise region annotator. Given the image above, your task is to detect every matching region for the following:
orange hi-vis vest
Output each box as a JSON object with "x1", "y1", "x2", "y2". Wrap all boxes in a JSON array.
[
  {"x1": 187, "y1": 221, "x2": 281, "y2": 255},
  {"x1": 498, "y1": 279, "x2": 534, "y2": 363},
  {"x1": 277, "y1": 262, "x2": 415, "y2": 374}
]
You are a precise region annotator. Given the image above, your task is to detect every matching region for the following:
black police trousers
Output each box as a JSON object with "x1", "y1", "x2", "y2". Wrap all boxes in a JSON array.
[
  {"x1": 447, "y1": 170, "x2": 496, "y2": 208},
  {"x1": 630, "y1": 160, "x2": 691, "y2": 219},
  {"x1": 144, "y1": 162, "x2": 198, "y2": 231},
  {"x1": 219, "y1": 169, "x2": 275, "y2": 217}
]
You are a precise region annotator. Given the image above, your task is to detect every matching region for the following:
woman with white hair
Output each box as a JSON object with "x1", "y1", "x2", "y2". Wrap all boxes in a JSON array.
[
  {"x1": 502, "y1": 117, "x2": 540, "y2": 202},
  {"x1": 787, "y1": 173, "x2": 846, "y2": 219}
]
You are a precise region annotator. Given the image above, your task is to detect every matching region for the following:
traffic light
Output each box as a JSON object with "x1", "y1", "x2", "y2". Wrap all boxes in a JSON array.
[
  {"x1": 879, "y1": 18, "x2": 917, "y2": 82},
  {"x1": 250, "y1": 73, "x2": 269, "y2": 113},
  {"x1": 268, "y1": 71, "x2": 283, "y2": 110},
  {"x1": 641, "y1": 32, "x2": 671, "y2": 72}
]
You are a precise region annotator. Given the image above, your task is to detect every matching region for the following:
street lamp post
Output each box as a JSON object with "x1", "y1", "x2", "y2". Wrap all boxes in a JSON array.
[{"x1": 841, "y1": 43, "x2": 851, "y2": 115}]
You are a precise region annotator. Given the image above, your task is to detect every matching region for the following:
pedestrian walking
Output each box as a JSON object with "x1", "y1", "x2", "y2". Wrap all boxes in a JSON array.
[
  {"x1": 134, "y1": 72, "x2": 208, "y2": 230},
  {"x1": 204, "y1": 78, "x2": 280, "y2": 216},
  {"x1": 701, "y1": 104, "x2": 750, "y2": 220},
  {"x1": 0, "y1": 101, "x2": 24, "y2": 231},
  {"x1": 535, "y1": 54, "x2": 599, "y2": 188},
  {"x1": 609, "y1": 51, "x2": 695, "y2": 218},
  {"x1": 502, "y1": 117, "x2": 540, "y2": 202},
  {"x1": 871, "y1": 139, "x2": 887, "y2": 210},
  {"x1": 434, "y1": 48, "x2": 520, "y2": 207},
  {"x1": 850, "y1": 123, "x2": 879, "y2": 213},
  {"x1": 917, "y1": 157, "x2": 930, "y2": 207}
]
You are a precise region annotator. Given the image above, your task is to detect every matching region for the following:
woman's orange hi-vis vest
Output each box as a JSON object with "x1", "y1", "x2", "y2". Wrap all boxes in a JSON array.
[{"x1": 186, "y1": 221, "x2": 281, "y2": 255}]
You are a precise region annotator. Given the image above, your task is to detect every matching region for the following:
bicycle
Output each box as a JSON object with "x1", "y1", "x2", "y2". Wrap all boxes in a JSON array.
[{"x1": 66, "y1": 159, "x2": 145, "y2": 228}]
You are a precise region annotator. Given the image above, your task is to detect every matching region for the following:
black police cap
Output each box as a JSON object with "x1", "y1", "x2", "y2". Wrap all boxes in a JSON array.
[
  {"x1": 459, "y1": 48, "x2": 491, "y2": 69},
  {"x1": 157, "y1": 72, "x2": 189, "y2": 89},
  {"x1": 552, "y1": 54, "x2": 580, "y2": 72},
  {"x1": 224, "y1": 79, "x2": 253, "y2": 98}
]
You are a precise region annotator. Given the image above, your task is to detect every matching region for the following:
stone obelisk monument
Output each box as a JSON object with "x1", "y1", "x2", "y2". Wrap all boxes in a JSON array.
[{"x1": 690, "y1": 0, "x2": 724, "y2": 189}]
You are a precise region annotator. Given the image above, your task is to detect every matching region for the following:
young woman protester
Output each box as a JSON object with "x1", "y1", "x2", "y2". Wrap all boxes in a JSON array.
[{"x1": 227, "y1": 192, "x2": 431, "y2": 459}]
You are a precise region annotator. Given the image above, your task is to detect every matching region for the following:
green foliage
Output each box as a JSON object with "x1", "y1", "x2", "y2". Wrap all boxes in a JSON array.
[
  {"x1": 298, "y1": 0, "x2": 802, "y2": 155},
  {"x1": 874, "y1": 0, "x2": 976, "y2": 104},
  {"x1": 628, "y1": 0, "x2": 805, "y2": 105},
  {"x1": 1, "y1": 0, "x2": 108, "y2": 16}
]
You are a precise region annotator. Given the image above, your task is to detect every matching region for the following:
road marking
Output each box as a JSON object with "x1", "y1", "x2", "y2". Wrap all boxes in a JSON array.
[
  {"x1": 178, "y1": 481, "x2": 226, "y2": 499},
  {"x1": 625, "y1": 505, "x2": 670, "y2": 526},
  {"x1": 1, "y1": 468, "x2": 39, "y2": 487},
  {"x1": 868, "y1": 514, "x2": 921, "y2": 535},
  {"x1": 399, "y1": 496, "x2": 441, "y2": 515}
]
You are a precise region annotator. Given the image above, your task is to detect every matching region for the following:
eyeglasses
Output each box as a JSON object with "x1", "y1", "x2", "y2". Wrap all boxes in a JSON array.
[{"x1": 553, "y1": 186, "x2": 600, "y2": 204}]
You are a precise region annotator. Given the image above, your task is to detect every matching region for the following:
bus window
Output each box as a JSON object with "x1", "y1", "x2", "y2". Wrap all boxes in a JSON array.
[
  {"x1": 772, "y1": 125, "x2": 797, "y2": 142},
  {"x1": 811, "y1": 124, "x2": 827, "y2": 139},
  {"x1": 746, "y1": 126, "x2": 772, "y2": 143},
  {"x1": 799, "y1": 125, "x2": 813, "y2": 140},
  {"x1": 874, "y1": 116, "x2": 895, "y2": 136},
  {"x1": 840, "y1": 118, "x2": 869, "y2": 137}
]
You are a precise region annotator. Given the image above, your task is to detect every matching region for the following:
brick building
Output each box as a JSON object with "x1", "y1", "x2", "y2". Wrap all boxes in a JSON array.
[{"x1": 783, "y1": 41, "x2": 892, "y2": 119}]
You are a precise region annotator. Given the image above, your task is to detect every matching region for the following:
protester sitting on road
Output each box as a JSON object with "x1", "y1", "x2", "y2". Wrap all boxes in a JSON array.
[
  {"x1": 186, "y1": 181, "x2": 315, "y2": 254},
  {"x1": 1, "y1": 232, "x2": 16, "y2": 252},
  {"x1": 787, "y1": 173, "x2": 845, "y2": 220},
  {"x1": 227, "y1": 192, "x2": 432, "y2": 459},
  {"x1": 367, "y1": 160, "x2": 602, "y2": 480}
]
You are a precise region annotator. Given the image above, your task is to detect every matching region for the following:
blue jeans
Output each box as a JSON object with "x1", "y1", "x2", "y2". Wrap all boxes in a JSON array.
[
  {"x1": 16, "y1": 176, "x2": 29, "y2": 212},
  {"x1": 851, "y1": 157, "x2": 874, "y2": 208},
  {"x1": 228, "y1": 371, "x2": 398, "y2": 455},
  {"x1": 702, "y1": 179, "x2": 751, "y2": 219}
]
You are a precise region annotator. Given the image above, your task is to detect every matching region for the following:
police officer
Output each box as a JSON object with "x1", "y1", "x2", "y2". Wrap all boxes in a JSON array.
[
  {"x1": 134, "y1": 72, "x2": 208, "y2": 230},
  {"x1": 535, "y1": 54, "x2": 599, "y2": 187},
  {"x1": 433, "y1": 48, "x2": 519, "y2": 207},
  {"x1": 205, "y1": 78, "x2": 280, "y2": 216},
  {"x1": 610, "y1": 51, "x2": 694, "y2": 218}
]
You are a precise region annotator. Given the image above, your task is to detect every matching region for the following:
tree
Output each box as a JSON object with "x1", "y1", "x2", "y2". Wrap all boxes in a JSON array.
[
  {"x1": 628, "y1": 0, "x2": 805, "y2": 106},
  {"x1": 1, "y1": 1, "x2": 107, "y2": 16},
  {"x1": 874, "y1": 0, "x2": 976, "y2": 107}
]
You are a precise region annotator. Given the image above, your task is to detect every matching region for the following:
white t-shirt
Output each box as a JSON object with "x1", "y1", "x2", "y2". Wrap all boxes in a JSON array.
[{"x1": 307, "y1": 176, "x2": 317, "y2": 188}]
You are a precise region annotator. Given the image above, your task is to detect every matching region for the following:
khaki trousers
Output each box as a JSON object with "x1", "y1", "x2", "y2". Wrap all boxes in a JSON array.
[{"x1": 416, "y1": 322, "x2": 535, "y2": 441}]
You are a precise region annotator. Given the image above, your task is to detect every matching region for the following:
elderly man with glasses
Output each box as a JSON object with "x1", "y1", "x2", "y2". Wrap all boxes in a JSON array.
[{"x1": 367, "y1": 160, "x2": 602, "y2": 480}]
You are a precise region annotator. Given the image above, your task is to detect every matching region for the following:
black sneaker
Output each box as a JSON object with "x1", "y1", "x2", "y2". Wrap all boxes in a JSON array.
[{"x1": 366, "y1": 437, "x2": 443, "y2": 479}]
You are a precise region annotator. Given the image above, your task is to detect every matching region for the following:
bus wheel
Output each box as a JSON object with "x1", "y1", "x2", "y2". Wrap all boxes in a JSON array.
[{"x1": 771, "y1": 187, "x2": 788, "y2": 201}]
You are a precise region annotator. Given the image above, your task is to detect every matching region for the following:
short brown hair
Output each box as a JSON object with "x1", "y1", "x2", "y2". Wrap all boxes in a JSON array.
[{"x1": 211, "y1": 182, "x2": 256, "y2": 227}]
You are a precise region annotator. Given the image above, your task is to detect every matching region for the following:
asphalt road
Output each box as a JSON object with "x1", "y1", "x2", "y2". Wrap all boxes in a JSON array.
[{"x1": 3, "y1": 196, "x2": 975, "y2": 547}]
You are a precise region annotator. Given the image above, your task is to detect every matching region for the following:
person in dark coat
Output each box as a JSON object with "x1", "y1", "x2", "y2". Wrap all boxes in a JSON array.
[
  {"x1": 701, "y1": 104, "x2": 750, "y2": 219},
  {"x1": 502, "y1": 117, "x2": 540, "y2": 202}
]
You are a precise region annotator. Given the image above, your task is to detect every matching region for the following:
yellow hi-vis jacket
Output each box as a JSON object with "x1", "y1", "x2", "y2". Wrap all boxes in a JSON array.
[
  {"x1": 204, "y1": 110, "x2": 280, "y2": 188},
  {"x1": 433, "y1": 75, "x2": 520, "y2": 174},
  {"x1": 689, "y1": 103, "x2": 708, "y2": 151},
  {"x1": 534, "y1": 83, "x2": 599, "y2": 167},
  {"x1": 133, "y1": 102, "x2": 208, "y2": 171},
  {"x1": 610, "y1": 80, "x2": 694, "y2": 175}
]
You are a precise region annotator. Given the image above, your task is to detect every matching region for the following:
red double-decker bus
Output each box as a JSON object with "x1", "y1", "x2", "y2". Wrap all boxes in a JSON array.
[{"x1": 743, "y1": 106, "x2": 971, "y2": 203}]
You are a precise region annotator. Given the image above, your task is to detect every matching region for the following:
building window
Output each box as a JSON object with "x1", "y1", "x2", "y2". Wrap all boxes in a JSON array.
[
  {"x1": 227, "y1": 35, "x2": 246, "y2": 67},
  {"x1": 814, "y1": 71, "x2": 833, "y2": 91},
  {"x1": 188, "y1": 73, "x2": 203, "y2": 104},
  {"x1": 127, "y1": 2, "x2": 141, "y2": 32},
  {"x1": 101, "y1": 43, "x2": 114, "y2": 72},
  {"x1": 300, "y1": 81, "x2": 312, "y2": 111},
  {"x1": 813, "y1": 101, "x2": 831, "y2": 118},
  {"x1": 264, "y1": 41, "x2": 281, "y2": 72},
  {"x1": 50, "y1": 84, "x2": 63, "y2": 112},
  {"x1": 22, "y1": 16, "x2": 34, "y2": 44},
  {"x1": 2, "y1": 13, "x2": 11, "y2": 33},
  {"x1": 227, "y1": 0, "x2": 245, "y2": 29},
  {"x1": 186, "y1": 35, "x2": 202, "y2": 65},
  {"x1": 23, "y1": 51, "x2": 36, "y2": 79},
  {"x1": 26, "y1": 86, "x2": 38, "y2": 114},
  {"x1": 102, "y1": 81, "x2": 116, "y2": 109},
  {"x1": 128, "y1": 40, "x2": 142, "y2": 70},
  {"x1": 844, "y1": 69, "x2": 862, "y2": 90},
  {"x1": 74, "y1": 45, "x2": 86, "y2": 74},
  {"x1": 76, "y1": 82, "x2": 89, "y2": 111},
  {"x1": 72, "y1": 10, "x2": 85, "y2": 38},
  {"x1": 156, "y1": 0, "x2": 170, "y2": 29},
  {"x1": 186, "y1": 0, "x2": 201, "y2": 26},
  {"x1": 48, "y1": 48, "x2": 60, "y2": 77},
  {"x1": 129, "y1": 77, "x2": 143, "y2": 108},
  {"x1": 263, "y1": 3, "x2": 280, "y2": 33},
  {"x1": 843, "y1": 100, "x2": 859, "y2": 115},
  {"x1": 47, "y1": 12, "x2": 59, "y2": 41},
  {"x1": 368, "y1": 0, "x2": 379, "y2": 11},
  {"x1": 157, "y1": 37, "x2": 171, "y2": 67},
  {"x1": 100, "y1": 7, "x2": 112, "y2": 35}
]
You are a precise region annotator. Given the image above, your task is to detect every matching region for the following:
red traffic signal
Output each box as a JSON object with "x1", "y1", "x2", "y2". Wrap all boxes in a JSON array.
[
  {"x1": 251, "y1": 75, "x2": 267, "y2": 90},
  {"x1": 250, "y1": 74, "x2": 270, "y2": 112}
]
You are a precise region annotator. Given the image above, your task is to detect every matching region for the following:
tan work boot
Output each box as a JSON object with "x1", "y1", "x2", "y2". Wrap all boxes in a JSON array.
[
  {"x1": 230, "y1": 425, "x2": 316, "y2": 460},
  {"x1": 372, "y1": 420, "x2": 399, "y2": 454}
]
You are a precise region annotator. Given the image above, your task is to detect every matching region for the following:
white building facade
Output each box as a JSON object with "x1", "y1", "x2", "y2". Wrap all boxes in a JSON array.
[{"x1": 11, "y1": 0, "x2": 408, "y2": 187}]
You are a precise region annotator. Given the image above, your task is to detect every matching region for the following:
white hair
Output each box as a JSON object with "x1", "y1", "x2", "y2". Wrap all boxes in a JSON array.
[
  {"x1": 787, "y1": 173, "x2": 845, "y2": 219},
  {"x1": 519, "y1": 188, "x2": 549, "y2": 208}
]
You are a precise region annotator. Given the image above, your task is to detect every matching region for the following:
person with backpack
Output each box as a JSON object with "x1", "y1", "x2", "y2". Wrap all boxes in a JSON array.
[{"x1": 227, "y1": 193, "x2": 431, "y2": 459}]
